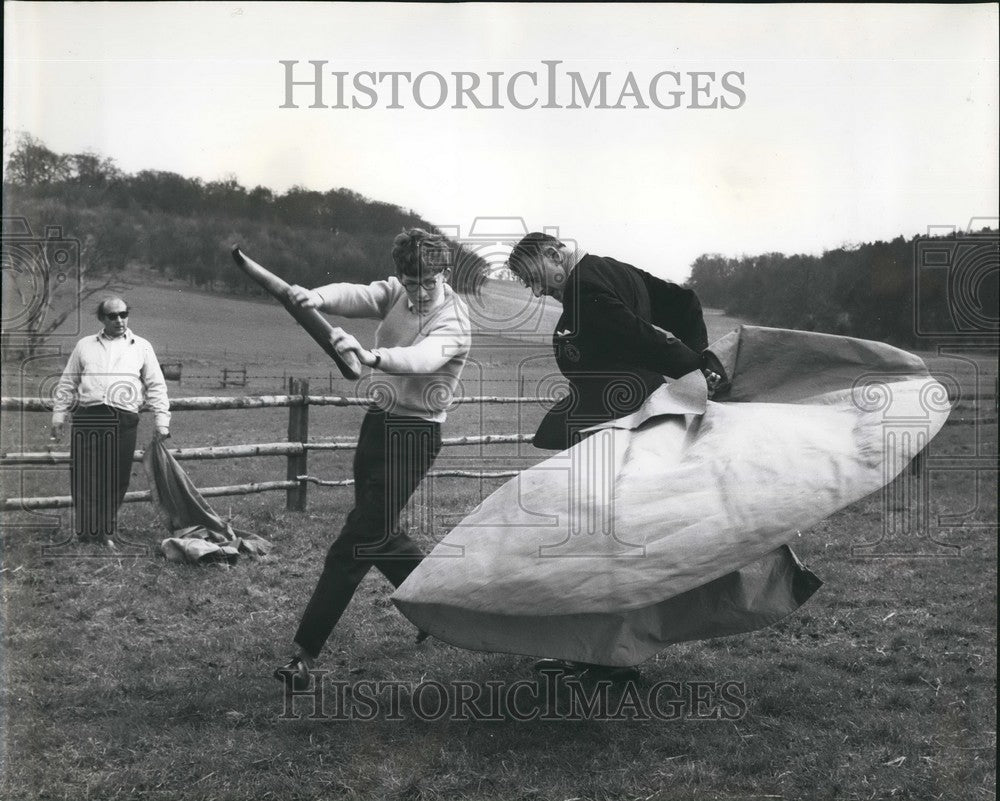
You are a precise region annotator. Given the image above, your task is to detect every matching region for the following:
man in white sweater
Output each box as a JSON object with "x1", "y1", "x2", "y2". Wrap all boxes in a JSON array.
[
  {"x1": 275, "y1": 228, "x2": 471, "y2": 689},
  {"x1": 51, "y1": 296, "x2": 170, "y2": 546}
]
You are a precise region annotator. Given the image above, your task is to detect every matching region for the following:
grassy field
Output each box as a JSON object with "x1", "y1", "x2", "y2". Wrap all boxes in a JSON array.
[{"x1": 1, "y1": 279, "x2": 996, "y2": 801}]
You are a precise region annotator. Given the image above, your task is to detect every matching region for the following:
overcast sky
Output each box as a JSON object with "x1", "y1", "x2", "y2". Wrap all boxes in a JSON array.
[{"x1": 4, "y1": 2, "x2": 998, "y2": 281}]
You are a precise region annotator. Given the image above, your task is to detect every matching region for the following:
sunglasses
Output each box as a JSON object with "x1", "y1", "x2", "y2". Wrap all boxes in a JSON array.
[{"x1": 104, "y1": 311, "x2": 129, "y2": 320}]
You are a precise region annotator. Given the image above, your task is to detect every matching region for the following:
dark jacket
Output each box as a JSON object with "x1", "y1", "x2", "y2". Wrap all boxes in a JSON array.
[{"x1": 534, "y1": 254, "x2": 708, "y2": 450}]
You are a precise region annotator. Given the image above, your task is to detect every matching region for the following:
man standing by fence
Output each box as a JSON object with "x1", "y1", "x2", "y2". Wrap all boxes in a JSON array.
[
  {"x1": 50, "y1": 296, "x2": 171, "y2": 547},
  {"x1": 274, "y1": 228, "x2": 471, "y2": 690}
]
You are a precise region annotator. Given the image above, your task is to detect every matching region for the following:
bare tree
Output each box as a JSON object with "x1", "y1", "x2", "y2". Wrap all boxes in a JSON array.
[{"x1": 6, "y1": 239, "x2": 121, "y2": 361}]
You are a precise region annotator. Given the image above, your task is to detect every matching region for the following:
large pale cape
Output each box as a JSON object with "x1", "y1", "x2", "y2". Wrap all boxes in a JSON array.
[{"x1": 392, "y1": 327, "x2": 951, "y2": 666}]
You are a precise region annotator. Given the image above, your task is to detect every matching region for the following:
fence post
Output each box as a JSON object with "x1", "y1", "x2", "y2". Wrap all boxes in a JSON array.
[{"x1": 286, "y1": 377, "x2": 309, "y2": 511}]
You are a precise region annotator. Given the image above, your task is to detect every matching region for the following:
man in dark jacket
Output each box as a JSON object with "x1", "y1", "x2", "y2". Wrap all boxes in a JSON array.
[
  {"x1": 507, "y1": 232, "x2": 727, "y2": 450},
  {"x1": 505, "y1": 232, "x2": 730, "y2": 682}
]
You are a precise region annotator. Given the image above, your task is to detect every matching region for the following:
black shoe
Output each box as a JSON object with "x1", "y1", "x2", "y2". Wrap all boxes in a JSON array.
[
  {"x1": 532, "y1": 658, "x2": 579, "y2": 674},
  {"x1": 576, "y1": 664, "x2": 642, "y2": 684},
  {"x1": 415, "y1": 630, "x2": 430, "y2": 644},
  {"x1": 533, "y1": 659, "x2": 641, "y2": 683},
  {"x1": 273, "y1": 656, "x2": 311, "y2": 692}
]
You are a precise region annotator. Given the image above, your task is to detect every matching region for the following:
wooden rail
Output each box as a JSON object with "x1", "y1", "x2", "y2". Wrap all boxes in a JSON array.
[
  {"x1": 0, "y1": 434, "x2": 536, "y2": 465},
  {"x1": 1, "y1": 387, "x2": 542, "y2": 513},
  {"x1": 2, "y1": 471, "x2": 528, "y2": 511},
  {"x1": 0, "y1": 394, "x2": 544, "y2": 412},
  {"x1": 2, "y1": 386, "x2": 993, "y2": 513}
]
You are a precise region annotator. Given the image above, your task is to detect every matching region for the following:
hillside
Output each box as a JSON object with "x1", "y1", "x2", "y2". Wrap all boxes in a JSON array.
[{"x1": 2, "y1": 133, "x2": 490, "y2": 300}]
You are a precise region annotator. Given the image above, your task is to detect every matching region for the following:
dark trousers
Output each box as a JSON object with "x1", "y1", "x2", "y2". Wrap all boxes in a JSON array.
[
  {"x1": 294, "y1": 408, "x2": 442, "y2": 659},
  {"x1": 70, "y1": 404, "x2": 139, "y2": 539}
]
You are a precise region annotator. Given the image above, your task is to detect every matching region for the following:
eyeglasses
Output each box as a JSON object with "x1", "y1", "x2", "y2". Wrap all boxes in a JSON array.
[
  {"x1": 401, "y1": 277, "x2": 442, "y2": 292},
  {"x1": 104, "y1": 311, "x2": 129, "y2": 320}
]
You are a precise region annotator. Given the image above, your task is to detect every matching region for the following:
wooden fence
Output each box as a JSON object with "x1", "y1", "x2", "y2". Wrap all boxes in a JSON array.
[
  {"x1": 220, "y1": 366, "x2": 248, "y2": 388},
  {"x1": 1, "y1": 380, "x2": 994, "y2": 513},
  {"x1": 0, "y1": 378, "x2": 536, "y2": 513}
]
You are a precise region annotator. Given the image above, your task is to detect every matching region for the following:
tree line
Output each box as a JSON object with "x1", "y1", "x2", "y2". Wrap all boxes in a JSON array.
[
  {"x1": 3, "y1": 133, "x2": 489, "y2": 295},
  {"x1": 5, "y1": 133, "x2": 995, "y2": 348},
  {"x1": 688, "y1": 231, "x2": 997, "y2": 347}
]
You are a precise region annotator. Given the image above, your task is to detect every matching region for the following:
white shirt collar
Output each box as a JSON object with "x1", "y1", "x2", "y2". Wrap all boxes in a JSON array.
[{"x1": 99, "y1": 328, "x2": 134, "y2": 343}]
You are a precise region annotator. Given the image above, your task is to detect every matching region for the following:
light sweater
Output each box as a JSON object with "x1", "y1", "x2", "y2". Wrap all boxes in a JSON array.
[
  {"x1": 316, "y1": 277, "x2": 471, "y2": 422},
  {"x1": 52, "y1": 329, "x2": 171, "y2": 428}
]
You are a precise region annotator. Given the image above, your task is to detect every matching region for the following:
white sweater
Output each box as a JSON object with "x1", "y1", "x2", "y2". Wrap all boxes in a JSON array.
[{"x1": 316, "y1": 277, "x2": 471, "y2": 422}]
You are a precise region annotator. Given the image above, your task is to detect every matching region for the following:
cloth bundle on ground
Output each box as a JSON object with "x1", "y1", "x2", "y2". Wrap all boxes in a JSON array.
[
  {"x1": 142, "y1": 437, "x2": 271, "y2": 565},
  {"x1": 392, "y1": 326, "x2": 951, "y2": 666}
]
